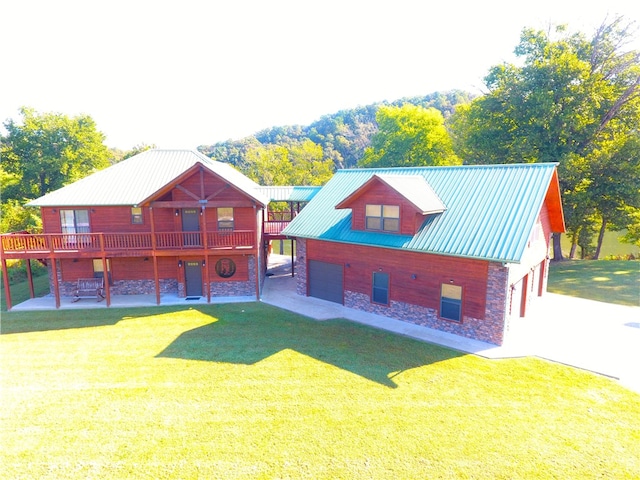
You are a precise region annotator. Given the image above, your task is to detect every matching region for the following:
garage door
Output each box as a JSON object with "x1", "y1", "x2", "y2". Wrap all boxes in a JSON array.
[{"x1": 308, "y1": 260, "x2": 343, "y2": 304}]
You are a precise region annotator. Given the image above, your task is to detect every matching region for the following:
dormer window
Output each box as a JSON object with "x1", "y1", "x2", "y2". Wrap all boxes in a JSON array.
[{"x1": 366, "y1": 204, "x2": 399, "y2": 232}]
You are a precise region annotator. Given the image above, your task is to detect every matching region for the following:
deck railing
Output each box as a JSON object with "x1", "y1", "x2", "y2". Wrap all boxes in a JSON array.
[
  {"x1": 264, "y1": 221, "x2": 290, "y2": 235},
  {"x1": 0, "y1": 231, "x2": 256, "y2": 257}
]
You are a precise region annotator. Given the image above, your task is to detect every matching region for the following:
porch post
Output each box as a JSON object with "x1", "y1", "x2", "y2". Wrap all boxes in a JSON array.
[
  {"x1": 101, "y1": 256, "x2": 111, "y2": 307},
  {"x1": 202, "y1": 205, "x2": 211, "y2": 303},
  {"x1": 51, "y1": 258, "x2": 61, "y2": 309},
  {"x1": 26, "y1": 258, "x2": 35, "y2": 298},
  {"x1": 1, "y1": 257, "x2": 12, "y2": 311},
  {"x1": 291, "y1": 238, "x2": 295, "y2": 277},
  {"x1": 255, "y1": 204, "x2": 261, "y2": 300},
  {"x1": 99, "y1": 235, "x2": 110, "y2": 307},
  {"x1": 150, "y1": 207, "x2": 160, "y2": 305}
]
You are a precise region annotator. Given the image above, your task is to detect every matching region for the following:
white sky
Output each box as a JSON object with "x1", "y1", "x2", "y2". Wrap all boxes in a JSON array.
[{"x1": 2, "y1": 0, "x2": 638, "y2": 150}]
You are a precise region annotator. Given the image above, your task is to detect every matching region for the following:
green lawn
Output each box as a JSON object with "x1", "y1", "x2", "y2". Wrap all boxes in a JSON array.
[
  {"x1": 0, "y1": 272, "x2": 50, "y2": 312},
  {"x1": 1, "y1": 303, "x2": 639, "y2": 479},
  {"x1": 548, "y1": 260, "x2": 640, "y2": 306}
]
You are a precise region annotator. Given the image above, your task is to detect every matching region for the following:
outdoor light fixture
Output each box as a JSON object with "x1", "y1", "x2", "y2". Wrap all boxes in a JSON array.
[
  {"x1": 175, "y1": 209, "x2": 179, "y2": 216},
  {"x1": 411, "y1": 274, "x2": 417, "y2": 280},
  {"x1": 345, "y1": 263, "x2": 350, "y2": 268},
  {"x1": 178, "y1": 260, "x2": 183, "y2": 268},
  {"x1": 202, "y1": 260, "x2": 206, "y2": 267}
]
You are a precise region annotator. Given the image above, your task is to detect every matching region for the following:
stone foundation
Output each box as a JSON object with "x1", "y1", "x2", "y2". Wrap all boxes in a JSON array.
[{"x1": 295, "y1": 238, "x2": 307, "y2": 296}]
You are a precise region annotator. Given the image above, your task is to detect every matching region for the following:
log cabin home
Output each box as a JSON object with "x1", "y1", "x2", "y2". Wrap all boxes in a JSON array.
[
  {"x1": 281, "y1": 163, "x2": 565, "y2": 345},
  {"x1": 0, "y1": 149, "x2": 316, "y2": 309}
]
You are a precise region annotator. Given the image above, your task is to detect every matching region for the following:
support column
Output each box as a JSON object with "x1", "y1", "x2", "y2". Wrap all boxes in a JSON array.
[
  {"x1": 101, "y1": 256, "x2": 111, "y2": 307},
  {"x1": 202, "y1": 205, "x2": 211, "y2": 303},
  {"x1": 25, "y1": 259, "x2": 35, "y2": 298},
  {"x1": 1, "y1": 257, "x2": 12, "y2": 311},
  {"x1": 150, "y1": 206, "x2": 160, "y2": 305},
  {"x1": 51, "y1": 258, "x2": 61, "y2": 309}
]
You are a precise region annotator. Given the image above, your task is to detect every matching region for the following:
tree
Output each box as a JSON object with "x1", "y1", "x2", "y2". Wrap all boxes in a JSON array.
[
  {"x1": 449, "y1": 18, "x2": 640, "y2": 260},
  {"x1": 359, "y1": 104, "x2": 461, "y2": 168},
  {"x1": 243, "y1": 139, "x2": 333, "y2": 186},
  {"x1": 1, "y1": 107, "x2": 110, "y2": 200}
]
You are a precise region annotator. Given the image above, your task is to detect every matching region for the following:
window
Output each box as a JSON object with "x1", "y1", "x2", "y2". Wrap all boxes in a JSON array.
[
  {"x1": 93, "y1": 259, "x2": 112, "y2": 284},
  {"x1": 217, "y1": 207, "x2": 234, "y2": 230},
  {"x1": 365, "y1": 204, "x2": 399, "y2": 232},
  {"x1": 131, "y1": 207, "x2": 143, "y2": 224},
  {"x1": 372, "y1": 271, "x2": 389, "y2": 305},
  {"x1": 60, "y1": 210, "x2": 90, "y2": 234},
  {"x1": 440, "y1": 284, "x2": 462, "y2": 322}
]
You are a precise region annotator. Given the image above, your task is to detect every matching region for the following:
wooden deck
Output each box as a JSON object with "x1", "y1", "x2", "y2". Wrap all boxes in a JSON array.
[{"x1": 0, "y1": 231, "x2": 258, "y2": 259}]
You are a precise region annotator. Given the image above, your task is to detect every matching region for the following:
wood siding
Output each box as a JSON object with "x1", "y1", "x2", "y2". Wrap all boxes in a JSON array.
[
  {"x1": 306, "y1": 239, "x2": 489, "y2": 319},
  {"x1": 345, "y1": 182, "x2": 423, "y2": 235}
]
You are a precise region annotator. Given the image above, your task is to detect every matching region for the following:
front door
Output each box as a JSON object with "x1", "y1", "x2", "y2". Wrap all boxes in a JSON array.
[
  {"x1": 182, "y1": 208, "x2": 201, "y2": 246},
  {"x1": 184, "y1": 261, "x2": 203, "y2": 297}
]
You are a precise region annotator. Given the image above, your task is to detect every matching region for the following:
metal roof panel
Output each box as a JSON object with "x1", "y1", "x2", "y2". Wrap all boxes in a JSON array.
[{"x1": 283, "y1": 163, "x2": 560, "y2": 263}]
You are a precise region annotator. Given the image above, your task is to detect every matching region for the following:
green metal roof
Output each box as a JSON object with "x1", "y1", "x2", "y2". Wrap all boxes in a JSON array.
[
  {"x1": 257, "y1": 186, "x2": 322, "y2": 202},
  {"x1": 27, "y1": 149, "x2": 269, "y2": 207},
  {"x1": 282, "y1": 163, "x2": 562, "y2": 264}
]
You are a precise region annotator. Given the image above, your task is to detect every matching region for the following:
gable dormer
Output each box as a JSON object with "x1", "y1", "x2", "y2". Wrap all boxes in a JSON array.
[{"x1": 335, "y1": 174, "x2": 446, "y2": 235}]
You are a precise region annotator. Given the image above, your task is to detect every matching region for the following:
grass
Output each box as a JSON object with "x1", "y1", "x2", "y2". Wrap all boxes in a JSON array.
[
  {"x1": 548, "y1": 260, "x2": 640, "y2": 306},
  {"x1": 1, "y1": 303, "x2": 639, "y2": 479},
  {"x1": 0, "y1": 272, "x2": 50, "y2": 312},
  {"x1": 560, "y1": 230, "x2": 639, "y2": 258}
]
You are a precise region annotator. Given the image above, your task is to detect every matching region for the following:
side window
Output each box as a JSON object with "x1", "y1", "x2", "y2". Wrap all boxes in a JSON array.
[
  {"x1": 440, "y1": 284, "x2": 462, "y2": 321},
  {"x1": 217, "y1": 207, "x2": 234, "y2": 230},
  {"x1": 372, "y1": 271, "x2": 389, "y2": 305},
  {"x1": 131, "y1": 207, "x2": 143, "y2": 224}
]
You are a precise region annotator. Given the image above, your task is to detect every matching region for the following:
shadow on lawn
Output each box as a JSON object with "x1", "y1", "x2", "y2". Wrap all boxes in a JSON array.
[{"x1": 156, "y1": 308, "x2": 463, "y2": 388}]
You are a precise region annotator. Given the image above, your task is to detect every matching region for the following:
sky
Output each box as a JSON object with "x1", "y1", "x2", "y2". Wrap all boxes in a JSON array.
[{"x1": 2, "y1": 0, "x2": 639, "y2": 150}]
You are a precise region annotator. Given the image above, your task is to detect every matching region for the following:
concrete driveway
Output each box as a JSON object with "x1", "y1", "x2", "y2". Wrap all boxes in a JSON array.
[{"x1": 262, "y1": 256, "x2": 640, "y2": 394}]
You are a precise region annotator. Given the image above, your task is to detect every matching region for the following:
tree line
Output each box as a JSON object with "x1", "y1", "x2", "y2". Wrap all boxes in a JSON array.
[{"x1": 2, "y1": 17, "x2": 638, "y2": 260}]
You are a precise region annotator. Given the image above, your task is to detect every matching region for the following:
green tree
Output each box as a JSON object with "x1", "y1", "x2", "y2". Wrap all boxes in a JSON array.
[
  {"x1": 1, "y1": 107, "x2": 110, "y2": 200},
  {"x1": 359, "y1": 104, "x2": 460, "y2": 168},
  {"x1": 450, "y1": 18, "x2": 640, "y2": 259},
  {"x1": 243, "y1": 139, "x2": 333, "y2": 186}
]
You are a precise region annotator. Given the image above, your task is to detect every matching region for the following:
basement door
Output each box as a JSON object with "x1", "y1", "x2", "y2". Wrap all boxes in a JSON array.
[
  {"x1": 184, "y1": 261, "x2": 203, "y2": 297},
  {"x1": 308, "y1": 260, "x2": 343, "y2": 304}
]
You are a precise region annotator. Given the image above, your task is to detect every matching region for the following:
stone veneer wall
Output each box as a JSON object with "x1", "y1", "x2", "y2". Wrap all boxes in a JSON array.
[
  {"x1": 208, "y1": 256, "x2": 256, "y2": 298},
  {"x1": 295, "y1": 238, "x2": 307, "y2": 296},
  {"x1": 48, "y1": 256, "x2": 258, "y2": 299},
  {"x1": 294, "y1": 242, "x2": 509, "y2": 345}
]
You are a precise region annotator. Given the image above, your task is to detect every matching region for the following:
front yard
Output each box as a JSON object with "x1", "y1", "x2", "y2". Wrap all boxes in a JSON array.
[{"x1": 1, "y1": 303, "x2": 639, "y2": 479}]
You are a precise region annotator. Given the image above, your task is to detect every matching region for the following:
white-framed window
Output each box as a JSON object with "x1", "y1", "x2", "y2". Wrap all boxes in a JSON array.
[
  {"x1": 372, "y1": 271, "x2": 390, "y2": 305},
  {"x1": 60, "y1": 209, "x2": 90, "y2": 234},
  {"x1": 365, "y1": 204, "x2": 400, "y2": 232},
  {"x1": 217, "y1": 207, "x2": 234, "y2": 230},
  {"x1": 440, "y1": 284, "x2": 462, "y2": 322}
]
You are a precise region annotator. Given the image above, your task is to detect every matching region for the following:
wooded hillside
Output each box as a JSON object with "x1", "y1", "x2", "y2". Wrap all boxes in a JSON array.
[{"x1": 198, "y1": 90, "x2": 474, "y2": 171}]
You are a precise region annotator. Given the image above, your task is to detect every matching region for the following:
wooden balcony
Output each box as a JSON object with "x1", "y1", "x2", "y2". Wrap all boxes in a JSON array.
[
  {"x1": 0, "y1": 231, "x2": 256, "y2": 259},
  {"x1": 263, "y1": 221, "x2": 290, "y2": 239}
]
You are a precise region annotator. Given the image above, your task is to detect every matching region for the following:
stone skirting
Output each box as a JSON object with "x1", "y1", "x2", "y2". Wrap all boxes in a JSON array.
[
  {"x1": 295, "y1": 238, "x2": 307, "y2": 296},
  {"x1": 344, "y1": 290, "x2": 503, "y2": 345}
]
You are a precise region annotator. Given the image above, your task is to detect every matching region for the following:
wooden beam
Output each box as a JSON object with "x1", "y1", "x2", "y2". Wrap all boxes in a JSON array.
[
  {"x1": 205, "y1": 184, "x2": 229, "y2": 201},
  {"x1": 51, "y1": 259, "x2": 61, "y2": 309},
  {"x1": 150, "y1": 207, "x2": 160, "y2": 306},
  {"x1": 200, "y1": 166, "x2": 205, "y2": 200},
  {"x1": 151, "y1": 200, "x2": 254, "y2": 208},
  {"x1": 1, "y1": 258, "x2": 12, "y2": 311},
  {"x1": 175, "y1": 184, "x2": 200, "y2": 201},
  {"x1": 102, "y1": 256, "x2": 111, "y2": 307},
  {"x1": 26, "y1": 259, "x2": 35, "y2": 298},
  {"x1": 202, "y1": 207, "x2": 211, "y2": 303}
]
